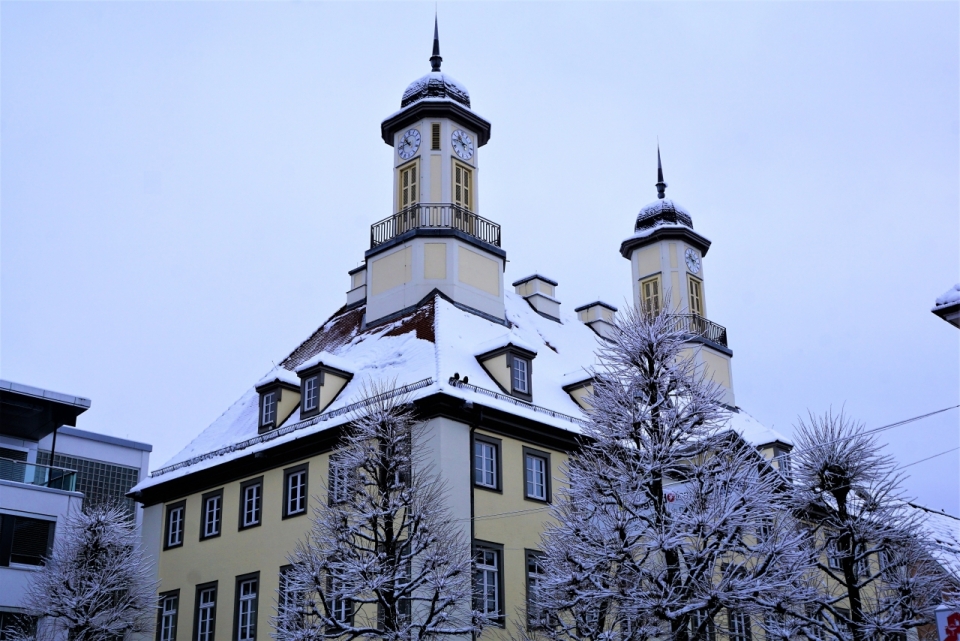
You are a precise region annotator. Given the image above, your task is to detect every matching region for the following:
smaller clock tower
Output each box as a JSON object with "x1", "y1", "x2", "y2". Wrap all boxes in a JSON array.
[
  {"x1": 361, "y1": 20, "x2": 504, "y2": 327},
  {"x1": 620, "y1": 151, "x2": 737, "y2": 406}
]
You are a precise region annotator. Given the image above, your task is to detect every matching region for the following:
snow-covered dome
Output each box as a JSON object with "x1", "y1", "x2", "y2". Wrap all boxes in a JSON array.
[
  {"x1": 400, "y1": 71, "x2": 471, "y2": 109},
  {"x1": 635, "y1": 198, "x2": 694, "y2": 232}
]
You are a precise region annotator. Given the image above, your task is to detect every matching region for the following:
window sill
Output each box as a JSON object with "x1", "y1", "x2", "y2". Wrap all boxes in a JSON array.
[
  {"x1": 474, "y1": 483, "x2": 502, "y2": 494},
  {"x1": 282, "y1": 510, "x2": 308, "y2": 521}
]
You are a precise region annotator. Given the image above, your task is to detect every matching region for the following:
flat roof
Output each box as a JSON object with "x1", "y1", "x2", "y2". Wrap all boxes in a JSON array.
[
  {"x1": 0, "y1": 379, "x2": 91, "y2": 409},
  {"x1": 55, "y1": 426, "x2": 153, "y2": 453}
]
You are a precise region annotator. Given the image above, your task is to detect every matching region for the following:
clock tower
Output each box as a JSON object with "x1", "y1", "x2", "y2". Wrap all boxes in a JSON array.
[
  {"x1": 357, "y1": 19, "x2": 504, "y2": 326},
  {"x1": 619, "y1": 150, "x2": 737, "y2": 406}
]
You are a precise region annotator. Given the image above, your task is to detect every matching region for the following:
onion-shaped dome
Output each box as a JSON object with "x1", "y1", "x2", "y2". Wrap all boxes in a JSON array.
[
  {"x1": 635, "y1": 198, "x2": 694, "y2": 231},
  {"x1": 401, "y1": 72, "x2": 471, "y2": 109}
]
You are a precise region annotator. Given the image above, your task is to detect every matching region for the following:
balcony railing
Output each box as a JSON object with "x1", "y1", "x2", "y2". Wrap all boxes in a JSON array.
[
  {"x1": 671, "y1": 314, "x2": 729, "y2": 348},
  {"x1": 371, "y1": 203, "x2": 501, "y2": 249},
  {"x1": 0, "y1": 457, "x2": 77, "y2": 492}
]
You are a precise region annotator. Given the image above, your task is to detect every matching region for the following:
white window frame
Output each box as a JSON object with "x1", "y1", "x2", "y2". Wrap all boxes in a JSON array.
[
  {"x1": 203, "y1": 495, "x2": 221, "y2": 538},
  {"x1": 303, "y1": 376, "x2": 319, "y2": 412},
  {"x1": 196, "y1": 587, "x2": 216, "y2": 641},
  {"x1": 286, "y1": 469, "x2": 307, "y2": 516},
  {"x1": 691, "y1": 610, "x2": 716, "y2": 641},
  {"x1": 167, "y1": 505, "x2": 184, "y2": 548},
  {"x1": 474, "y1": 440, "x2": 498, "y2": 489},
  {"x1": 160, "y1": 593, "x2": 179, "y2": 641},
  {"x1": 329, "y1": 458, "x2": 350, "y2": 505},
  {"x1": 526, "y1": 551, "x2": 548, "y2": 629},
  {"x1": 513, "y1": 357, "x2": 530, "y2": 394},
  {"x1": 474, "y1": 546, "x2": 501, "y2": 619},
  {"x1": 237, "y1": 578, "x2": 258, "y2": 641},
  {"x1": 327, "y1": 575, "x2": 352, "y2": 624},
  {"x1": 525, "y1": 453, "x2": 547, "y2": 501},
  {"x1": 241, "y1": 481, "x2": 262, "y2": 528},
  {"x1": 728, "y1": 610, "x2": 751, "y2": 641},
  {"x1": 261, "y1": 392, "x2": 276, "y2": 426}
]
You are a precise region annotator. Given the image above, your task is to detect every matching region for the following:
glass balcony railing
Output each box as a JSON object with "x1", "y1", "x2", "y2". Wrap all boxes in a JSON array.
[{"x1": 0, "y1": 457, "x2": 77, "y2": 492}]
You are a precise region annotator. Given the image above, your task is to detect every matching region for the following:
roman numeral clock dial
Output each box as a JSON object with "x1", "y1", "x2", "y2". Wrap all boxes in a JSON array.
[{"x1": 452, "y1": 129, "x2": 474, "y2": 160}]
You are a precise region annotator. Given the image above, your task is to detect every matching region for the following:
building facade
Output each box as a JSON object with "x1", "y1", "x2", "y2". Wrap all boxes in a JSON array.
[
  {"x1": 0, "y1": 380, "x2": 152, "y2": 639},
  {"x1": 130, "y1": 26, "x2": 795, "y2": 641}
]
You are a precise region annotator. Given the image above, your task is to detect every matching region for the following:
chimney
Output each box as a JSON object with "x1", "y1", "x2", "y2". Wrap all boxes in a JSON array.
[
  {"x1": 513, "y1": 274, "x2": 560, "y2": 321},
  {"x1": 346, "y1": 265, "x2": 366, "y2": 308},
  {"x1": 575, "y1": 301, "x2": 617, "y2": 339}
]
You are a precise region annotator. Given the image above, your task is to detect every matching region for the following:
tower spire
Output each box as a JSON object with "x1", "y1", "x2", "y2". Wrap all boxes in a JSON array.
[
  {"x1": 430, "y1": 14, "x2": 443, "y2": 72},
  {"x1": 656, "y1": 145, "x2": 667, "y2": 199}
]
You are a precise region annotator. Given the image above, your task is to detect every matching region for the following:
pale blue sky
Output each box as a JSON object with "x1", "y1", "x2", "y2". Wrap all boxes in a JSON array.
[{"x1": 2, "y1": 2, "x2": 958, "y2": 514}]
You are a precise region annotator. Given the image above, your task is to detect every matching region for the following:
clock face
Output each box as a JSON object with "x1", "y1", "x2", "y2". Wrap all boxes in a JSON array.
[
  {"x1": 397, "y1": 128, "x2": 421, "y2": 160},
  {"x1": 685, "y1": 248, "x2": 702, "y2": 274},
  {"x1": 451, "y1": 129, "x2": 474, "y2": 160}
]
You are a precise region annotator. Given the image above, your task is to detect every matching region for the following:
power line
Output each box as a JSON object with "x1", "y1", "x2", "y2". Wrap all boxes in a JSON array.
[{"x1": 900, "y1": 446, "x2": 960, "y2": 470}]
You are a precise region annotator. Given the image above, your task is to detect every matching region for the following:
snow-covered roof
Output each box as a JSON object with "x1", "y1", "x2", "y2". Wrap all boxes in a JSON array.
[
  {"x1": 934, "y1": 283, "x2": 960, "y2": 309},
  {"x1": 255, "y1": 366, "x2": 300, "y2": 389},
  {"x1": 636, "y1": 198, "x2": 694, "y2": 231},
  {"x1": 910, "y1": 503, "x2": 960, "y2": 581},
  {"x1": 401, "y1": 71, "x2": 471, "y2": 109},
  {"x1": 133, "y1": 292, "x2": 790, "y2": 493}
]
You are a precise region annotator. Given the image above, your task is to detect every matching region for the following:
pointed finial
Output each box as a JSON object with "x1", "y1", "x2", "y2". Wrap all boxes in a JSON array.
[
  {"x1": 430, "y1": 14, "x2": 443, "y2": 72},
  {"x1": 656, "y1": 144, "x2": 667, "y2": 199}
]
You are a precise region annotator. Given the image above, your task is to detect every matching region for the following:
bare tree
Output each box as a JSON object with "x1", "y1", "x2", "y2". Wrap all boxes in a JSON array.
[
  {"x1": 273, "y1": 381, "x2": 486, "y2": 641},
  {"x1": 528, "y1": 306, "x2": 810, "y2": 641},
  {"x1": 14, "y1": 502, "x2": 156, "y2": 641},
  {"x1": 788, "y1": 410, "x2": 950, "y2": 641}
]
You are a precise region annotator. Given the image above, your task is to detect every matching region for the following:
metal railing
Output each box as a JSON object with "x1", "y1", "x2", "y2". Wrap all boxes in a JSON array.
[
  {"x1": 0, "y1": 457, "x2": 77, "y2": 492},
  {"x1": 371, "y1": 204, "x2": 501, "y2": 248},
  {"x1": 671, "y1": 314, "x2": 728, "y2": 348},
  {"x1": 448, "y1": 378, "x2": 589, "y2": 428}
]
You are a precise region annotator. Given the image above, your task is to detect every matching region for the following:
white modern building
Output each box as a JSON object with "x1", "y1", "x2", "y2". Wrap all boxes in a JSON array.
[{"x1": 0, "y1": 380, "x2": 152, "y2": 638}]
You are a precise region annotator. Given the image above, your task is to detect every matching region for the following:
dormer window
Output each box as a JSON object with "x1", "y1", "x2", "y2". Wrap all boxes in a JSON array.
[
  {"x1": 512, "y1": 356, "x2": 530, "y2": 394},
  {"x1": 476, "y1": 342, "x2": 537, "y2": 402},
  {"x1": 255, "y1": 369, "x2": 301, "y2": 433},
  {"x1": 303, "y1": 375, "x2": 320, "y2": 413},
  {"x1": 261, "y1": 392, "x2": 277, "y2": 426},
  {"x1": 295, "y1": 353, "x2": 353, "y2": 419}
]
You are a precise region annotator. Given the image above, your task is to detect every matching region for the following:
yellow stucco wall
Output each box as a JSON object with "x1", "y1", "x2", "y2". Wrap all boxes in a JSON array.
[
  {"x1": 157, "y1": 453, "x2": 330, "y2": 641},
  {"x1": 473, "y1": 429, "x2": 569, "y2": 639},
  {"x1": 458, "y1": 246, "x2": 500, "y2": 296},
  {"x1": 370, "y1": 246, "x2": 413, "y2": 295},
  {"x1": 634, "y1": 244, "x2": 661, "y2": 279},
  {"x1": 424, "y1": 242, "x2": 447, "y2": 280}
]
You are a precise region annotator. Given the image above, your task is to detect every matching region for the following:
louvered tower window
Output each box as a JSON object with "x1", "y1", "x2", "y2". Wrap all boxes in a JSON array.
[
  {"x1": 640, "y1": 275, "x2": 661, "y2": 315},
  {"x1": 399, "y1": 162, "x2": 418, "y2": 210},
  {"x1": 431, "y1": 123, "x2": 441, "y2": 150},
  {"x1": 454, "y1": 162, "x2": 472, "y2": 210},
  {"x1": 688, "y1": 276, "x2": 704, "y2": 316}
]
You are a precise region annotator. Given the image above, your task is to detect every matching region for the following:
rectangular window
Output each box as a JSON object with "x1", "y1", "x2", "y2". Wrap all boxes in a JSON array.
[
  {"x1": 399, "y1": 161, "x2": 418, "y2": 209},
  {"x1": 688, "y1": 276, "x2": 704, "y2": 316},
  {"x1": 431, "y1": 123, "x2": 441, "y2": 150},
  {"x1": 523, "y1": 448, "x2": 550, "y2": 502},
  {"x1": 157, "y1": 591, "x2": 180, "y2": 641},
  {"x1": 234, "y1": 574, "x2": 259, "y2": 641},
  {"x1": 728, "y1": 610, "x2": 752, "y2": 641},
  {"x1": 303, "y1": 376, "x2": 319, "y2": 412},
  {"x1": 327, "y1": 575, "x2": 353, "y2": 624},
  {"x1": 165, "y1": 501, "x2": 186, "y2": 550},
  {"x1": 284, "y1": 465, "x2": 308, "y2": 518},
  {"x1": 526, "y1": 551, "x2": 549, "y2": 630},
  {"x1": 0, "y1": 514, "x2": 56, "y2": 566},
  {"x1": 454, "y1": 162, "x2": 472, "y2": 210},
  {"x1": 513, "y1": 357, "x2": 530, "y2": 394},
  {"x1": 329, "y1": 457, "x2": 350, "y2": 505},
  {"x1": 239, "y1": 478, "x2": 263, "y2": 530},
  {"x1": 473, "y1": 542, "x2": 503, "y2": 622},
  {"x1": 691, "y1": 610, "x2": 717, "y2": 641},
  {"x1": 200, "y1": 490, "x2": 222, "y2": 540},
  {"x1": 473, "y1": 435, "x2": 501, "y2": 490},
  {"x1": 827, "y1": 539, "x2": 844, "y2": 570},
  {"x1": 640, "y1": 275, "x2": 661, "y2": 315},
  {"x1": 261, "y1": 392, "x2": 276, "y2": 427},
  {"x1": 193, "y1": 583, "x2": 217, "y2": 641}
]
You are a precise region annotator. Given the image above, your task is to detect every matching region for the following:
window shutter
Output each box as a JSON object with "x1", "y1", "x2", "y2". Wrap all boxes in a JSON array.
[{"x1": 431, "y1": 123, "x2": 441, "y2": 150}]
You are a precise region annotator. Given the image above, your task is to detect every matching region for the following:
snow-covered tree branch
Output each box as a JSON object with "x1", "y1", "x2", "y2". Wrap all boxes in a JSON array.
[
  {"x1": 529, "y1": 306, "x2": 810, "y2": 641},
  {"x1": 273, "y1": 380, "x2": 486, "y2": 641},
  {"x1": 13, "y1": 502, "x2": 157, "y2": 641},
  {"x1": 788, "y1": 410, "x2": 951, "y2": 641}
]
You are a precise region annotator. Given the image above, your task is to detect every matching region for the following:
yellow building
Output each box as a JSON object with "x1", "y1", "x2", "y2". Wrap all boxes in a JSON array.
[{"x1": 130, "y1": 24, "x2": 794, "y2": 641}]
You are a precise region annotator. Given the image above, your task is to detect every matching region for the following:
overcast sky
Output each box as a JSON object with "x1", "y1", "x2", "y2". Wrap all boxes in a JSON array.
[{"x1": 2, "y1": 2, "x2": 957, "y2": 515}]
